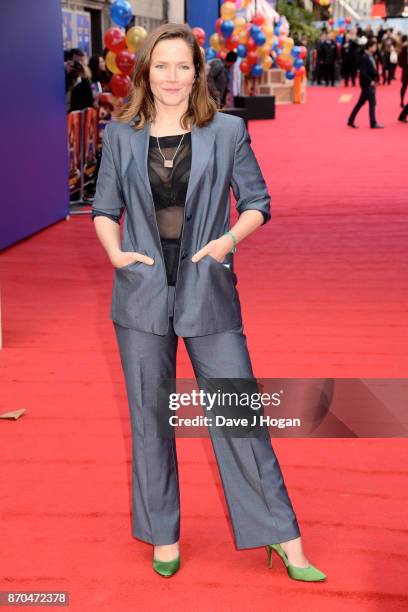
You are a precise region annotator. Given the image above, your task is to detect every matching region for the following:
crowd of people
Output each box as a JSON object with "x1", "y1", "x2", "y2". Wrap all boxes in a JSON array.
[
  {"x1": 309, "y1": 25, "x2": 408, "y2": 105},
  {"x1": 64, "y1": 22, "x2": 408, "y2": 128},
  {"x1": 64, "y1": 48, "x2": 111, "y2": 113}
]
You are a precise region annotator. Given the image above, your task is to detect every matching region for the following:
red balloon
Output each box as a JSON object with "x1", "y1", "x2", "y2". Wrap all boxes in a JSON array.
[
  {"x1": 193, "y1": 27, "x2": 206, "y2": 45},
  {"x1": 225, "y1": 34, "x2": 239, "y2": 50},
  {"x1": 338, "y1": 27, "x2": 345, "y2": 34},
  {"x1": 345, "y1": 17, "x2": 352, "y2": 24},
  {"x1": 296, "y1": 66, "x2": 306, "y2": 77},
  {"x1": 328, "y1": 18, "x2": 334, "y2": 25},
  {"x1": 116, "y1": 49, "x2": 136, "y2": 76},
  {"x1": 251, "y1": 12, "x2": 265, "y2": 26},
  {"x1": 217, "y1": 50, "x2": 227, "y2": 60},
  {"x1": 277, "y1": 56, "x2": 292, "y2": 71},
  {"x1": 247, "y1": 37, "x2": 257, "y2": 52},
  {"x1": 247, "y1": 51, "x2": 258, "y2": 65},
  {"x1": 299, "y1": 46, "x2": 307, "y2": 59},
  {"x1": 110, "y1": 74, "x2": 131, "y2": 97},
  {"x1": 239, "y1": 60, "x2": 251, "y2": 74},
  {"x1": 215, "y1": 18, "x2": 223, "y2": 35},
  {"x1": 104, "y1": 27, "x2": 127, "y2": 53}
]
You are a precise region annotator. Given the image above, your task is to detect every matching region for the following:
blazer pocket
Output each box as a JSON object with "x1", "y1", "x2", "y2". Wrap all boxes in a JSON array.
[
  {"x1": 115, "y1": 258, "x2": 143, "y2": 271},
  {"x1": 201, "y1": 254, "x2": 236, "y2": 283}
]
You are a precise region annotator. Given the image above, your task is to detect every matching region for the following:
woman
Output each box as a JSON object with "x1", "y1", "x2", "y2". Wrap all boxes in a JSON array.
[
  {"x1": 92, "y1": 23, "x2": 326, "y2": 581},
  {"x1": 89, "y1": 54, "x2": 111, "y2": 96}
]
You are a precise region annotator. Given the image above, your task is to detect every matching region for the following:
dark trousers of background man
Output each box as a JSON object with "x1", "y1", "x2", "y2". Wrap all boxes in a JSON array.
[
  {"x1": 322, "y1": 63, "x2": 335, "y2": 86},
  {"x1": 399, "y1": 102, "x2": 408, "y2": 121},
  {"x1": 348, "y1": 85, "x2": 377, "y2": 127}
]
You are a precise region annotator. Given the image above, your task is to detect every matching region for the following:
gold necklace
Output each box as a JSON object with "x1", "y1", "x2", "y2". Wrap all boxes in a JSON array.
[{"x1": 156, "y1": 133, "x2": 185, "y2": 168}]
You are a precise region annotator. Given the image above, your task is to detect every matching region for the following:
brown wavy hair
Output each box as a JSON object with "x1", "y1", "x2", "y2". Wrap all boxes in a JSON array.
[{"x1": 114, "y1": 23, "x2": 218, "y2": 130}]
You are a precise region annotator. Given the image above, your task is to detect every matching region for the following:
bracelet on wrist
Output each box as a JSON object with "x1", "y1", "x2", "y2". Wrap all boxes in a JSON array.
[{"x1": 223, "y1": 231, "x2": 237, "y2": 253}]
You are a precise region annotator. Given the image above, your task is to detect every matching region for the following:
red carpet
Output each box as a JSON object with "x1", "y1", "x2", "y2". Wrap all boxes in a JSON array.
[{"x1": 1, "y1": 79, "x2": 407, "y2": 611}]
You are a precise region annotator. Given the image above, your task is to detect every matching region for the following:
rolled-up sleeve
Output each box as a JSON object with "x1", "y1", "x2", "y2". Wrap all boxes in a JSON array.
[
  {"x1": 230, "y1": 118, "x2": 271, "y2": 225},
  {"x1": 92, "y1": 123, "x2": 125, "y2": 221}
]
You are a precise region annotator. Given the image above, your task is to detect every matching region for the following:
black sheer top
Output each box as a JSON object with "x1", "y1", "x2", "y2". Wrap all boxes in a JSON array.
[{"x1": 92, "y1": 131, "x2": 192, "y2": 286}]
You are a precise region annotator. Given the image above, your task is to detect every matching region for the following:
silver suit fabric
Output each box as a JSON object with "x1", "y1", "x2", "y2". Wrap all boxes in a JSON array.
[
  {"x1": 94, "y1": 112, "x2": 300, "y2": 549},
  {"x1": 92, "y1": 111, "x2": 271, "y2": 336}
]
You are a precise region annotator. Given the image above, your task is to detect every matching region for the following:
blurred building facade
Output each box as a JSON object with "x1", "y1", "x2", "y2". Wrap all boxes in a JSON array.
[{"x1": 61, "y1": 0, "x2": 184, "y2": 54}]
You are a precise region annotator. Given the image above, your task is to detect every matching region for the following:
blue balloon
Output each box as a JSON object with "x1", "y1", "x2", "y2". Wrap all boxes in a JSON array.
[
  {"x1": 206, "y1": 47, "x2": 216, "y2": 60},
  {"x1": 274, "y1": 27, "x2": 280, "y2": 36},
  {"x1": 336, "y1": 35, "x2": 343, "y2": 43},
  {"x1": 291, "y1": 45, "x2": 302, "y2": 57},
  {"x1": 251, "y1": 63, "x2": 263, "y2": 77},
  {"x1": 250, "y1": 25, "x2": 261, "y2": 39},
  {"x1": 272, "y1": 41, "x2": 279, "y2": 51},
  {"x1": 236, "y1": 44, "x2": 247, "y2": 58},
  {"x1": 110, "y1": 0, "x2": 132, "y2": 28},
  {"x1": 220, "y1": 19, "x2": 234, "y2": 38},
  {"x1": 286, "y1": 70, "x2": 295, "y2": 80},
  {"x1": 254, "y1": 31, "x2": 267, "y2": 46},
  {"x1": 338, "y1": 17, "x2": 345, "y2": 25},
  {"x1": 294, "y1": 58, "x2": 304, "y2": 68}
]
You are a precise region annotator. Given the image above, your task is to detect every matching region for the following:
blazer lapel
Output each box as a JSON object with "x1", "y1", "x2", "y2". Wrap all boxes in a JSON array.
[{"x1": 128, "y1": 118, "x2": 215, "y2": 208}]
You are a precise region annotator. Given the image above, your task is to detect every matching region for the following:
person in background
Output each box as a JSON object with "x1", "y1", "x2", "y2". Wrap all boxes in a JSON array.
[
  {"x1": 389, "y1": 41, "x2": 398, "y2": 81},
  {"x1": 65, "y1": 48, "x2": 94, "y2": 112},
  {"x1": 341, "y1": 32, "x2": 358, "y2": 87},
  {"x1": 207, "y1": 51, "x2": 237, "y2": 108},
  {"x1": 347, "y1": 38, "x2": 384, "y2": 129},
  {"x1": 321, "y1": 32, "x2": 338, "y2": 87},
  {"x1": 89, "y1": 55, "x2": 111, "y2": 101},
  {"x1": 398, "y1": 35, "x2": 408, "y2": 108},
  {"x1": 315, "y1": 30, "x2": 327, "y2": 85},
  {"x1": 380, "y1": 31, "x2": 396, "y2": 85}
]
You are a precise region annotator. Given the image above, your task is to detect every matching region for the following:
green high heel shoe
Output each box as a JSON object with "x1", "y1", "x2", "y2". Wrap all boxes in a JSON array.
[
  {"x1": 266, "y1": 544, "x2": 326, "y2": 582},
  {"x1": 152, "y1": 554, "x2": 180, "y2": 578}
]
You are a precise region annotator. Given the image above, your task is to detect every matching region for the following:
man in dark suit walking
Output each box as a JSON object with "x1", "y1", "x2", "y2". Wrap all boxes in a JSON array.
[{"x1": 347, "y1": 38, "x2": 384, "y2": 129}]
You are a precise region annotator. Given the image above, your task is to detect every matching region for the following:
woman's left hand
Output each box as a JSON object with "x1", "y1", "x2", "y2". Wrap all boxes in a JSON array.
[{"x1": 191, "y1": 235, "x2": 234, "y2": 263}]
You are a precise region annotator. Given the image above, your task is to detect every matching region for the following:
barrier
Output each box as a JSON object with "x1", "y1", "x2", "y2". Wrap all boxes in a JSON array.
[{"x1": 67, "y1": 107, "x2": 107, "y2": 215}]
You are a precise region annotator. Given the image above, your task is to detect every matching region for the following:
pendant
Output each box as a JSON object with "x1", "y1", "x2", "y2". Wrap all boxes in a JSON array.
[{"x1": 164, "y1": 159, "x2": 173, "y2": 168}]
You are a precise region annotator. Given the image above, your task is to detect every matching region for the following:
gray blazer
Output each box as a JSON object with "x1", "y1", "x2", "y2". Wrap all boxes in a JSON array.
[{"x1": 92, "y1": 111, "x2": 271, "y2": 336}]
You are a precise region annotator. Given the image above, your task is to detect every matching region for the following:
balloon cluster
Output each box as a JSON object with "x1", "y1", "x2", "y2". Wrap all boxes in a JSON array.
[
  {"x1": 105, "y1": 0, "x2": 147, "y2": 98},
  {"x1": 326, "y1": 16, "x2": 353, "y2": 44},
  {"x1": 204, "y1": 1, "x2": 307, "y2": 81}
]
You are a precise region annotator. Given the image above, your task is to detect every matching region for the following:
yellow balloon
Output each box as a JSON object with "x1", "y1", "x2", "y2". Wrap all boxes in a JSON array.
[
  {"x1": 256, "y1": 43, "x2": 271, "y2": 57},
  {"x1": 220, "y1": 1, "x2": 236, "y2": 19},
  {"x1": 233, "y1": 16, "x2": 246, "y2": 33},
  {"x1": 209, "y1": 33, "x2": 222, "y2": 52},
  {"x1": 263, "y1": 23, "x2": 274, "y2": 38},
  {"x1": 126, "y1": 26, "x2": 147, "y2": 52},
  {"x1": 238, "y1": 30, "x2": 248, "y2": 44},
  {"x1": 262, "y1": 56, "x2": 273, "y2": 70},
  {"x1": 106, "y1": 50, "x2": 121, "y2": 74},
  {"x1": 279, "y1": 53, "x2": 293, "y2": 64},
  {"x1": 241, "y1": 0, "x2": 250, "y2": 6},
  {"x1": 284, "y1": 37, "x2": 294, "y2": 50}
]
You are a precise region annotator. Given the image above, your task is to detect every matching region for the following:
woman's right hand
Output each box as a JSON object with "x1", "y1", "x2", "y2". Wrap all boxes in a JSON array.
[{"x1": 111, "y1": 251, "x2": 155, "y2": 269}]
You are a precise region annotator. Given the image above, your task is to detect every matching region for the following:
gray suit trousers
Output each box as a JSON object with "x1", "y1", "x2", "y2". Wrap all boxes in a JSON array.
[{"x1": 113, "y1": 286, "x2": 301, "y2": 549}]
